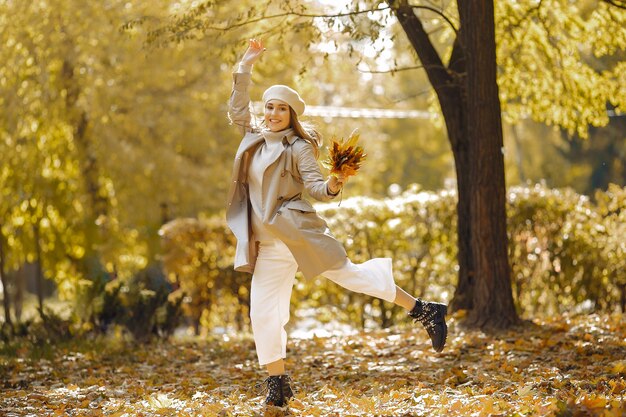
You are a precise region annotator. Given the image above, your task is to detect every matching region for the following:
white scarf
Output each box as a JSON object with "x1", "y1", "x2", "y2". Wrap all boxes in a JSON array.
[
  {"x1": 248, "y1": 128, "x2": 295, "y2": 241},
  {"x1": 261, "y1": 128, "x2": 294, "y2": 144}
]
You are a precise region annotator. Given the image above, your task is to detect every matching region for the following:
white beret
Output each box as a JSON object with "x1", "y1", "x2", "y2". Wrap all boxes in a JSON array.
[{"x1": 262, "y1": 85, "x2": 306, "y2": 116}]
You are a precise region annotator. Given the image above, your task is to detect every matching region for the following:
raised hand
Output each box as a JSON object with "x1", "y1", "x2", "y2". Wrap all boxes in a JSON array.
[{"x1": 241, "y1": 38, "x2": 265, "y2": 66}]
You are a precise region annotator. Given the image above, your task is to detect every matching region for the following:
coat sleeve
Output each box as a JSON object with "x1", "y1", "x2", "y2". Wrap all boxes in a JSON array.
[
  {"x1": 295, "y1": 141, "x2": 338, "y2": 202},
  {"x1": 228, "y1": 71, "x2": 254, "y2": 135}
]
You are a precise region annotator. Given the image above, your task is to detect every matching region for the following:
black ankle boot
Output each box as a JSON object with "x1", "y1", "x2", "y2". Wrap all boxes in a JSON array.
[
  {"x1": 409, "y1": 298, "x2": 448, "y2": 352},
  {"x1": 263, "y1": 374, "x2": 294, "y2": 407}
]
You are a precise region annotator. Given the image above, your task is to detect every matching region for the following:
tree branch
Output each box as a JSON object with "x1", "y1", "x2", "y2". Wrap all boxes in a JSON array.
[
  {"x1": 358, "y1": 62, "x2": 451, "y2": 74},
  {"x1": 448, "y1": 34, "x2": 465, "y2": 75},
  {"x1": 390, "y1": 88, "x2": 434, "y2": 103},
  {"x1": 194, "y1": 6, "x2": 392, "y2": 32},
  {"x1": 410, "y1": 5, "x2": 459, "y2": 35},
  {"x1": 359, "y1": 64, "x2": 424, "y2": 74},
  {"x1": 601, "y1": 0, "x2": 626, "y2": 10},
  {"x1": 391, "y1": 3, "x2": 453, "y2": 92},
  {"x1": 147, "y1": 5, "x2": 393, "y2": 44}
]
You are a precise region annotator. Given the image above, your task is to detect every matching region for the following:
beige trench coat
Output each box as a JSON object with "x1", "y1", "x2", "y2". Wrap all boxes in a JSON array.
[{"x1": 225, "y1": 72, "x2": 347, "y2": 279}]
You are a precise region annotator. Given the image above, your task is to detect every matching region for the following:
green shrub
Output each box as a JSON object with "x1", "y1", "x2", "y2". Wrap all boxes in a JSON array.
[
  {"x1": 508, "y1": 183, "x2": 624, "y2": 314},
  {"x1": 160, "y1": 183, "x2": 625, "y2": 331},
  {"x1": 68, "y1": 262, "x2": 183, "y2": 342}
]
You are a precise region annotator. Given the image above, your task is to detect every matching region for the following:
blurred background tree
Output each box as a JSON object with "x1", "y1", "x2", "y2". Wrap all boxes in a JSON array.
[
  {"x1": 0, "y1": 0, "x2": 237, "y2": 333},
  {"x1": 0, "y1": 0, "x2": 624, "y2": 339}
]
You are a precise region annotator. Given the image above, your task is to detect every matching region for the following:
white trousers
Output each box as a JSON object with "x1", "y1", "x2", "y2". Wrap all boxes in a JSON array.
[{"x1": 250, "y1": 239, "x2": 397, "y2": 366}]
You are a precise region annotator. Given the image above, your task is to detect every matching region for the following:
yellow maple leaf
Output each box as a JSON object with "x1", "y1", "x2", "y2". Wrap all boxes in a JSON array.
[{"x1": 611, "y1": 360, "x2": 626, "y2": 375}]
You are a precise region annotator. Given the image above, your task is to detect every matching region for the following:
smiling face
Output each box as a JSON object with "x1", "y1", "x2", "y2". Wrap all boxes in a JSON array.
[{"x1": 264, "y1": 99, "x2": 291, "y2": 132}]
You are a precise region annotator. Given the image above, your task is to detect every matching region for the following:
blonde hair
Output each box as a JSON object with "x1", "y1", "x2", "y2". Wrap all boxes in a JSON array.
[{"x1": 289, "y1": 107, "x2": 322, "y2": 160}]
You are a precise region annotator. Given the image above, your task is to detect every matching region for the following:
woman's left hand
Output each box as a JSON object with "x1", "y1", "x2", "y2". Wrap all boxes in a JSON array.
[
  {"x1": 241, "y1": 38, "x2": 265, "y2": 66},
  {"x1": 328, "y1": 173, "x2": 348, "y2": 194}
]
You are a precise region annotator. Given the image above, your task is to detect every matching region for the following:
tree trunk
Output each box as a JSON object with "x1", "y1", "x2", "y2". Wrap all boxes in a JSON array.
[
  {"x1": 0, "y1": 228, "x2": 12, "y2": 328},
  {"x1": 33, "y1": 221, "x2": 45, "y2": 317},
  {"x1": 380, "y1": 298, "x2": 391, "y2": 328},
  {"x1": 458, "y1": 0, "x2": 519, "y2": 328},
  {"x1": 61, "y1": 56, "x2": 112, "y2": 282},
  {"x1": 61, "y1": 58, "x2": 107, "y2": 233},
  {"x1": 392, "y1": 2, "x2": 474, "y2": 311},
  {"x1": 510, "y1": 124, "x2": 527, "y2": 183},
  {"x1": 450, "y1": 145, "x2": 475, "y2": 311},
  {"x1": 393, "y1": 0, "x2": 518, "y2": 327},
  {"x1": 14, "y1": 269, "x2": 24, "y2": 322}
]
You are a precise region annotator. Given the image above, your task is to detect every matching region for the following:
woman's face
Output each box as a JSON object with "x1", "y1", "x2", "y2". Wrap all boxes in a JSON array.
[{"x1": 264, "y1": 100, "x2": 291, "y2": 132}]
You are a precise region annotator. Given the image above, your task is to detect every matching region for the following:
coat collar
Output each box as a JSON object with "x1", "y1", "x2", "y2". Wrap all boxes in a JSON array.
[
  {"x1": 284, "y1": 132, "x2": 298, "y2": 145},
  {"x1": 236, "y1": 129, "x2": 298, "y2": 158},
  {"x1": 235, "y1": 133, "x2": 263, "y2": 158}
]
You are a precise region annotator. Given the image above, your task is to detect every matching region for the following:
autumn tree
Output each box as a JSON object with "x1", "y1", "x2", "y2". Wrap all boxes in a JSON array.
[
  {"x1": 145, "y1": 0, "x2": 626, "y2": 329},
  {"x1": 373, "y1": 0, "x2": 624, "y2": 327},
  {"x1": 457, "y1": 0, "x2": 516, "y2": 326},
  {"x1": 0, "y1": 0, "x2": 242, "y2": 324}
]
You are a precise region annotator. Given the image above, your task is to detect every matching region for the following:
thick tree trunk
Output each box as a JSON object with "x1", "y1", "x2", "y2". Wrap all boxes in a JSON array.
[
  {"x1": 450, "y1": 145, "x2": 475, "y2": 311},
  {"x1": 0, "y1": 229, "x2": 12, "y2": 328},
  {"x1": 393, "y1": 0, "x2": 518, "y2": 327},
  {"x1": 392, "y1": 2, "x2": 474, "y2": 311},
  {"x1": 458, "y1": 0, "x2": 519, "y2": 328}
]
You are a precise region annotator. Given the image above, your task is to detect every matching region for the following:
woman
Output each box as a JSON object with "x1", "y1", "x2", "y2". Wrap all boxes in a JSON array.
[{"x1": 226, "y1": 39, "x2": 448, "y2": 408}]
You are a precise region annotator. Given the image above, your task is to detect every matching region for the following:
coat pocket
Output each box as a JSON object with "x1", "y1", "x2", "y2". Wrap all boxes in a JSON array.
[
  {"x1": 270, "y1": 199, "x2": 326, "y2": 238},
  {"x1": 284, "y1": 199, "x2": 316, "y2": 213}
]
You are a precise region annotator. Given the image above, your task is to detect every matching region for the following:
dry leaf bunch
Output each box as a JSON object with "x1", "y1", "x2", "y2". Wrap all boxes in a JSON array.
[{"x1": 322, "y1": 129, "x2": 367, "y2": 178}]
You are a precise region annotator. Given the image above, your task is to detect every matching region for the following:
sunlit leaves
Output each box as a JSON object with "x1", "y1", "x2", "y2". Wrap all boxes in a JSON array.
[
  {"x1": 158, "y1": 0, "x2": 626, "y2": 139},
  {"x1": 0, "y1": 0, "x2": 239, "y2": 315},
  {"x1": 1, "y1": 313, "x2": 624, "y2": 416},
  {"x1": 496, "y1": 0, "x2": 626, "y2": 137}
]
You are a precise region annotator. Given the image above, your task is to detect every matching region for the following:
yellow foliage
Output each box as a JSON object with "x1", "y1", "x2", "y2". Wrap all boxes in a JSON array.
[{"x1": 496, "y1": 0, "x2": 626, "y2": 138}]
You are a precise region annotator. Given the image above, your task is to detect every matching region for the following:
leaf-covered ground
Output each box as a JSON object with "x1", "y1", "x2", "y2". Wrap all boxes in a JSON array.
[{"x1": 1, "y1": 313, "x2": 624, "y2": 416}]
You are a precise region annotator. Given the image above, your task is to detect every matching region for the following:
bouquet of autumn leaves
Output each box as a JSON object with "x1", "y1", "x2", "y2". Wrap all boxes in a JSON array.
[{"x1": 322, "y1": 129, "x2": 367, "y2": 180}]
